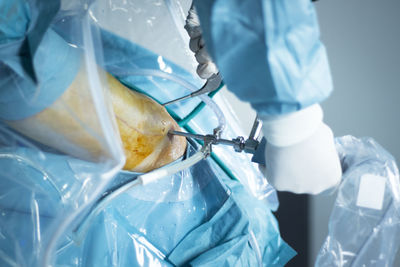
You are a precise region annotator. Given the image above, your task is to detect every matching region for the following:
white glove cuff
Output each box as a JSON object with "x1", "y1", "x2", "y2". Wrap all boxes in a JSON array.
[{"x1": 260, "y1": 104, "x2": 323, "y2": 147}]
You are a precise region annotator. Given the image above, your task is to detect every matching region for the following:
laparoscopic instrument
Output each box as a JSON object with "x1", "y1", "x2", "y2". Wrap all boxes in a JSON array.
[
  {"x1": 162, "y1": 72, "x2": 222, "y2": 106},
  {"x1": 169, "y1": 116, "x2": 267, "y2": 165}
]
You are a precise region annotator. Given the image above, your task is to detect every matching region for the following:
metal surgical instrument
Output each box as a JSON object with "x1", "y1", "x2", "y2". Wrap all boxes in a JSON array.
[
  {"x1": 162, "y1": 73, "x2": 222, "y2": 106},
  {"x1": 169, "y1": 116, "x2": 264, "y2": 155}
]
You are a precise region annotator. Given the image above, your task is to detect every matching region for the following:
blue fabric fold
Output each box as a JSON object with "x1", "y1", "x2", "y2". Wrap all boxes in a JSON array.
[
  {"x1": 0, "y1": 0, "x2": 81, "y2": 120},
  {"x1": 0, "y1": 139, "x2": 295, "y2": 266},
  {"x1": 194, "y1": 0, "x2": 332, "y2": 116}
]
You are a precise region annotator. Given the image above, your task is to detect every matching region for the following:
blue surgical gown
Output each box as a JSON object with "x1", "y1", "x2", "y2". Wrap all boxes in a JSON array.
[
  {"x1": 194, "y1": 0, "x2": 333, "y2": 116},
  {"x1": 0, "y1": 1, "x2": 295, "y2": 266}
]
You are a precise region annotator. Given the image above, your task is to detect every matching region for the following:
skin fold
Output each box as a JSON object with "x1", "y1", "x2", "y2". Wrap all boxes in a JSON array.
[{"x1": 7, "y1": 63, "x2": 187, "y2": 172}]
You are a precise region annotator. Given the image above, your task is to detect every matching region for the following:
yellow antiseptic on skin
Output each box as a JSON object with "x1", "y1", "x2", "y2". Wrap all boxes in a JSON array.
[
  {"x1": 7, "y1": 63, "x2": 187, "y2": 172},
  {"x1": 107, "y1": 73, "x2": 186, "y2": 172}
]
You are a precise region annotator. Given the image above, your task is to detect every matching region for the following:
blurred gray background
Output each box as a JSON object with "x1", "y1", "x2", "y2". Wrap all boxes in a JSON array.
[
  {"x1": 312, "y1": 0, "x2": 400, "y2": 264},
  {"x1": 221, "y1": 0, "x2": 400, "y2": 265}
]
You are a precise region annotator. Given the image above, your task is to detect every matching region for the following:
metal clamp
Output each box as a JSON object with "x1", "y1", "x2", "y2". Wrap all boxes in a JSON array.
[{"x1": 169, "y1": 116, "x2": 264, "y2": 155}]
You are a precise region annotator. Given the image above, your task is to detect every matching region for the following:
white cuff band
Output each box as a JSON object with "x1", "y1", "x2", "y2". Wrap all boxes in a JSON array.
[{"x1": 260, "y1": 104, "x2": 323, "y2": 147}]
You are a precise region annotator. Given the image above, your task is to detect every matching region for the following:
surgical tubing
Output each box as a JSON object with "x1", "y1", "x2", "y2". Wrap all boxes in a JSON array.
[
  {"x1": 178, "y1": 81, "x2": 224, "y2": 127},
  {"x1": 115, "y1": 69, "x2": 226, "y2": 132},
  {"x1": 183, "y1": 124, "x2": 238, "y2": 181},
  {"x1": 138, "y1": 151, "x2": 205, "y2": 185},
  {"x1": 113, "y1": 82, "x2": 238, "y2": 182},
  {"x1": 68, "y1": 78, "x2": 235, "y2": 257},
  {"x1": 73, "y1": 178, "x2": 142, "y2": 245},
  {"x1": 43, "y1": 18, "x2": 125, "y2": 267},
  {"x1": 73, "y1": 151, "x2": 205, "y2": 242}
]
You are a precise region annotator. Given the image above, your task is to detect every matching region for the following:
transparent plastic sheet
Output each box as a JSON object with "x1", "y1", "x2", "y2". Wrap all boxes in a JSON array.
[
  {"x1": 316, "y1": 136, "x2": 400, "y2": 267},
  {"x1": 1, "y1": 2, "x2": 123, "y2": 165},
  {"x1": 0, "y1": 134, "x2": 295, "y2": 266},
  {"x1": 0, "y1": 1, "x2": 125, "y2": 266},
  {"x1": 90, "y1": 0, "x2": 277, "y2": 204},
  {"x1": 197, "y1": 93, "x2": 278, "y2": 206},
  {"x1": 53, "y1": 140, "x2": 295, "y2": 266},
  {"x1": 0, "y1": 1, "x2": 291, "y2": 266}
]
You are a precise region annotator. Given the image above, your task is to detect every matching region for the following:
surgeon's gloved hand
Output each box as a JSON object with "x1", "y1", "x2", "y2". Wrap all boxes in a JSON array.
[
  {"x1": 185, "y1": 7, "x2": 218, "y2": 79},
  {"x1": 260, "y1": 104, "x2": 342, "y2": 194}
]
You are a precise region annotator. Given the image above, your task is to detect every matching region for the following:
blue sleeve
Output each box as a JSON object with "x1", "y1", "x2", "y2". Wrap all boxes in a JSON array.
[
  {"x1": 194, "y1": 0, "x2": 333, "y2": 116},
  {"x1": 0, "y1": 0, "x2": 81, "y2": 121}
]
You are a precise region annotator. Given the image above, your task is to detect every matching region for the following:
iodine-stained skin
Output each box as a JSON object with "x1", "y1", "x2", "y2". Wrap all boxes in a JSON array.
[
  {"x1": 7, "y1": 63, "x2": 187, "y2": 172},
  {"x1": 107, "y1": 72, "x2": 187, "y2": 172}
]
